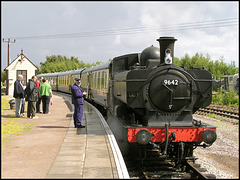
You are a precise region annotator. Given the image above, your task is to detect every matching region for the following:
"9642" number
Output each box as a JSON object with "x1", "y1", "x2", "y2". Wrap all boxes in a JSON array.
[{"x1": 163, "y1": 79, "x2": 179, "y2": 86}]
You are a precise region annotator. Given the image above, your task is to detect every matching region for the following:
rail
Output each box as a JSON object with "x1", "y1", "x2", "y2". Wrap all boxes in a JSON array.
[{"x1": 196, "y1": 107, "x2": 239, "y2": 120}]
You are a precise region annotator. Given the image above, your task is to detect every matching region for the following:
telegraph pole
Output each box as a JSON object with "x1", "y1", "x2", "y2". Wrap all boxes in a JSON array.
[{"x1": 3, "y1": 38, "x2": 16, "y2": 65}]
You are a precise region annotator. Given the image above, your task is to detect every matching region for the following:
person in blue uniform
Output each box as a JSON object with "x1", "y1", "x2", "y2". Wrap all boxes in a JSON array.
[{"x1": 71, "y1": 77, "x2": 86, "y2": 128}]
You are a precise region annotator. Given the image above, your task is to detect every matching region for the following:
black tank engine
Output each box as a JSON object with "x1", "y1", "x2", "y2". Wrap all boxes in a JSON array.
[{"x1": 109, "y1": 37, "x2": 216, "y2": 162}]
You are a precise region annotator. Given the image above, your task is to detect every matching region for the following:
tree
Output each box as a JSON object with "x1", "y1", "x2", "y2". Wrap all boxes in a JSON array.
[
  {"x1": 1, "y1": 70, "x2": 7, "y2": 83},
  {"x1": 37, "y1": 55, "x2": 103, "y2": 74},
  {"x1": 175, "y1": 53, "x2": 238, "y2": 80}
]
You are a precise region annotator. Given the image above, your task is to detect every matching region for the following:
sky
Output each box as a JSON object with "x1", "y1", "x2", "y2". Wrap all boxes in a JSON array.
[{"x1": 1, "y1": 1, "x2": 239, "y2": 71}]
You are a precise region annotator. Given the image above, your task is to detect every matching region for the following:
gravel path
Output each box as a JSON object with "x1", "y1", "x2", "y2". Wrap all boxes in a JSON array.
[
  {"x1": 1, "y1": 94, "x2": 72, "y2": 178},
  {"x1": 193, "y1": 114, "x2": 239, "y2": 179}
]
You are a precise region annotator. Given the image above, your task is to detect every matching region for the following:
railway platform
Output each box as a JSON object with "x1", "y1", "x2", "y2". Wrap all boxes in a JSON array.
[
  {"x1": 46, "y1": 93, "x2": 129, "y2": 179},
  {"x1": 1, "y1": 93, "x2": 129, "y2": 179}
]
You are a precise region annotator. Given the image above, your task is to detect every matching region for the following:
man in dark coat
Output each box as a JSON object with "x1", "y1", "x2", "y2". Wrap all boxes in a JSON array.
[
  {"x1": 25, "y1": 75, "x2": 39, "y2": 119},
  {"x1": 13, "y1": 74, "x2": 24, "y2": 117},
  {"x1": 71, "y1": 78, "x2": 86, "y2": 128}
]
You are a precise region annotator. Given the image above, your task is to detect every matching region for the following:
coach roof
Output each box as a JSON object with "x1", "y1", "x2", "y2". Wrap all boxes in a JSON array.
[
  {"x1": 37, "y1": 72, "x2": 60, "y2": 78},
  {"x1": 83, "y1": 62, "x2": 110, "y2": 73}
]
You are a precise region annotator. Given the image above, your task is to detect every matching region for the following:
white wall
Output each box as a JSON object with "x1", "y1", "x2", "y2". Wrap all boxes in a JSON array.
[{"x1": 6, "y1": 55, "x2": 37, "y2": 96}]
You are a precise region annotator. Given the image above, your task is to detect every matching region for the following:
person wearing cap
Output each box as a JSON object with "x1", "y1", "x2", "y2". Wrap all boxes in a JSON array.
[{"x1": 71, "y1": 77, "x2": 86, "y2": 128}]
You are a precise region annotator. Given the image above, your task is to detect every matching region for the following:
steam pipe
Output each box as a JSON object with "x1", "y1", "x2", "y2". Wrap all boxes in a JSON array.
[{"x1": 163, "y1": 123, "x2": 169, "y2": 155}]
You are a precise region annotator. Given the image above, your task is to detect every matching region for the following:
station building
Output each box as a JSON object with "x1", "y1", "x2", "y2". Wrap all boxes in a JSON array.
[{"x1": 4, "y1": 50, "x2": 38, "y2": 96}]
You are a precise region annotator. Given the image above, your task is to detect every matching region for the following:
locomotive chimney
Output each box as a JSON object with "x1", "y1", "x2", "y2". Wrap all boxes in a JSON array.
[{"x1": 156, "y1": 37, "x2": 177, "y2": 66}]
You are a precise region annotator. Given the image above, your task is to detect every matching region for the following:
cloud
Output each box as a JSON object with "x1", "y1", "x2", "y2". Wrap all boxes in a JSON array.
[
  {"x1": 60, "y1": 3, "x2": 78, "y2": 19},
  {"x1": 113, "y1": 35, "x2": 121, "y2": 45},
  {"x1": 1, "y1": 2, "x2": 239, "y2": 71},
  {"x1": 135, "y1": 2, "x2": 238, "y2": 65}
]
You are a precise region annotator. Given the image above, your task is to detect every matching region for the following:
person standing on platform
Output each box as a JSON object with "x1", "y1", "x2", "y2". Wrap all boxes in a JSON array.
[
  {"x1": 71, "y1": 78, "x2": 86, "y2": 128},
  {"x1": 36, "y1": 76, "x2": 43, "y2": 113},
  {"x1": 20, "y1": 97, "x2": 25, "y2": 116},
  {"x1": 13, "y1": 74, "x2": 24, "y2": 117},
  {"x1": 20, "y1": 76, "x2": 25, "y2": 116},
  {"x1": 25, "y1": 75, "x2": 39, "y2": 119},
  {"x1": 39, "y1": 78, "x2": 52, "y2": 114}
]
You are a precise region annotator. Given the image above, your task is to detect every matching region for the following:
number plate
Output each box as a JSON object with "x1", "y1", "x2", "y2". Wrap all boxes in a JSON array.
[{"x1": 163, "y1": 79, "x2": 179, "y2": 86}]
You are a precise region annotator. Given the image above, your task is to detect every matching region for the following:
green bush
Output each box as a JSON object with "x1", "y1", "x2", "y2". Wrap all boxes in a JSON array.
[
  {"x1": 222, "y1": 90, "x2": 239, "y2": 105},
  {"x1": 212, "y1": 87, "x2": 239, "y2": 106}
]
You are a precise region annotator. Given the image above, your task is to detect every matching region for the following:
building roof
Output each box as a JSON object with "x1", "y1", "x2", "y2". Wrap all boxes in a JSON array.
[{"x1": 4, "y1": 52, "x2": 38, "y2": 71}]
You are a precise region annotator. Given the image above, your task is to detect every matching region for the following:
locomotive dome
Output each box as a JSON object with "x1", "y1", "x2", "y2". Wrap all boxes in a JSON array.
[{"x1": 139, "y1": 45, "x2": 160, "y2": 66}]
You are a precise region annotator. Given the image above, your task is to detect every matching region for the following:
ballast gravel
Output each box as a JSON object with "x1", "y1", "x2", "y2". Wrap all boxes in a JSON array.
[{"x1": 193, "y1": 114, "x2": 239, "y2": 179}]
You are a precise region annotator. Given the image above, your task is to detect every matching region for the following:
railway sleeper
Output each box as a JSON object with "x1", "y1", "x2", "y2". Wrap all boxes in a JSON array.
[{"x1": 185, "y1": 161, "x2": 216, "y2": 179}]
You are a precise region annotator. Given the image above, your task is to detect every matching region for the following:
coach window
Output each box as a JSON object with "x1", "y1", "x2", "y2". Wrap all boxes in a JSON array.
[
  {"x1": 104, "y1": 72, "x2": 107, "y2": 89},
  {"x1": 93, "y1": 73, "x2": 94, "y2": 88},
  {"x1": 97, "y1": 72, "x2": 101, "y2": 89},
  {"x1": 94, "y1": 72, "x2": 97, "y2": 89},
  {"x1": 101, "y1": 71, "x2": 105, "y2": 89}
]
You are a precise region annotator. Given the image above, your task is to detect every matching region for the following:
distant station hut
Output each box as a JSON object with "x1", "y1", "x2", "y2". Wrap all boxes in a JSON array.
[{"x1": 4, "y1": 50, "x2": 38, "y2": 96}]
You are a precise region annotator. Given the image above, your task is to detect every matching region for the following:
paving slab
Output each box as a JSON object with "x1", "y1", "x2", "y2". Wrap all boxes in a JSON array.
[{"x1": 46, "y1": 95, "x2": 119, "y2": 179}]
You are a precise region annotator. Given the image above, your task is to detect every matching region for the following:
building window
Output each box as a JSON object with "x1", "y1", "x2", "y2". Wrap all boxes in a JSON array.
[{"x1": 16, "y1": 70, "x2": 27, "y2": 86}]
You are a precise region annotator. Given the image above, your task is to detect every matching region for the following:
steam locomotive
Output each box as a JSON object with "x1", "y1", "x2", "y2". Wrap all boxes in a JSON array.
[{"x1": 38, "y1": 37, "x2": 217, "y2": 164}]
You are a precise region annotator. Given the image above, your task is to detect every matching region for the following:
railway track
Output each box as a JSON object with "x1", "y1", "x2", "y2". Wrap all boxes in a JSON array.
[
  {"x1": 196, "y1": 104, "x2": 239, "y2": 120},
  {"x1": 125, "y1": 150, "x2": 216, "y2": 179}
]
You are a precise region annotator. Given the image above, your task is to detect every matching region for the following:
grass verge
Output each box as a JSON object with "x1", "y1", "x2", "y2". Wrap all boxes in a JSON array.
[
  {"x1": 1, "y1": 95, "x2": 32, "y2": 148},
  {"x1": 1, "y1": 120, "x2": 33, "y2": 148}
]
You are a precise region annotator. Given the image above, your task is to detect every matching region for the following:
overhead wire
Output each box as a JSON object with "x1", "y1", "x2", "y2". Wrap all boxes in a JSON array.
[{"x1": 6, "y1": 17, "x2": 239, "y2": 40}]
